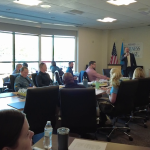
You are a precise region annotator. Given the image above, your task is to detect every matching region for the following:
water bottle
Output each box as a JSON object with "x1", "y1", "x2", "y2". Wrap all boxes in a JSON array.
[
  {"x1": 43, "y1": 121, "x2": 53, "y2": 149},
  {"x1": 83, "y1": 77, "x2": 88, "y2": 87}
]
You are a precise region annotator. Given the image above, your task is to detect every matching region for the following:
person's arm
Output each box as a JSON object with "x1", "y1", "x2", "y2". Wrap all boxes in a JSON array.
[
  {"x1": 106, "y1": 86, "x2": 118, "y2": 103},
  {"x1": 36, "y1": 75, "x2": 44, "y2": 87},
  {"x1": 121, "y1": 53, "x2": 127, "y2": 61},
  {"x1": 93, "y1": 70, "x2": 109, "y2": 80},
  {"x1": 14, "y1": 77, "x2": 21, "y2": 92}
]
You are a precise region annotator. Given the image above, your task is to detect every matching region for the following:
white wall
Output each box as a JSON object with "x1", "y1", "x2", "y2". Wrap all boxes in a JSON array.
[
  {"x1": 108, "y1": 26, "x2": 150, "y2": 77},
  {"x1": 77, "y1": 27, "x2": 103, "y2": 74}
]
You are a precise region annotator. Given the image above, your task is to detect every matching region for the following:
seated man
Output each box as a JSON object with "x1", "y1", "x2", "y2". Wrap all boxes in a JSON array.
[
  {"x1": 12, "y1": 64, "x2": 22, "y2": 74},
  {"x1": 63, "y1": 73, "x2": 85, "y2": 88},
  {"x1": 86, "y1": 61, "x2": 109, "y2": 81},
  {"x1": 14, "y1": 67, "x2": 34, "y2": 92},
  {"x1": 36, "y1": 62, "x2": 53, "y2": 87},
  {"x1": 66, "y1": 62, "x2": 77, "y2": 80}
]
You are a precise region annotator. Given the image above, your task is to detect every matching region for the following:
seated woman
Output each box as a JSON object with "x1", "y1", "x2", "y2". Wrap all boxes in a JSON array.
[
  {"x1": 50, "y1": 61, "x2": 64, "y2": 77},
  {"x1": 106, "y1": 68, "x2": 122, "y2": 104},
  {"x1": 0, "y1": 109, "x2": 34, "y2": 150},
  {"x1": 132, "y1": 67, "x2": 145, "y2": 79}
]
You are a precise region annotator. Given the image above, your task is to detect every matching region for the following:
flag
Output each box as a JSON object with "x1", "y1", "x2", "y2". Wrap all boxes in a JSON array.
[
  {"x1": 110, "y1": 43, "x2": 118, "y2": 64},
  {"x1": 120, "y1": 43, "x2": 124, "y2": 75}
]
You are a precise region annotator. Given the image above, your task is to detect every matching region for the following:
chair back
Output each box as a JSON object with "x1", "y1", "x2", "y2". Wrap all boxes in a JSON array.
[
  {"x1": 23, "y1": 86, "x2": 59, "y2": 134},
  {"x1": 10, "y1": 74, "x2": 20, "y2": 92},
  {"x1": 102, "y1": 69, "x2": 111, "y2": 78},
  {"x1": 114, "y1": 80, "x2": 139, "y2": 115},
  {"x1": 134, "y1": 78, "x2": 150, "y2": 107},
  {"x1": 59, "y1": 88, "x2": 97, "y2": 134},
  {"x1": 78, "y1": 71, "x2": 90, "y2": 83},
  {"x1": 32, "y1": 73, "x2": 38, "y2": 87},
  {"x1": 54, "y1": 71, "x2": 63, "y2": 85}
]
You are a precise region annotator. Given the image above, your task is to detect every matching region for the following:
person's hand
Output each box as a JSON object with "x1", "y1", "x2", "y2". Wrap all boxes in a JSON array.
[
  {"x1": 106, "y1": 89, "x2": 111, "y2": 95},
  {"x1": 107, "y1": 77, "x2": 110, "y2": 80},
  {"x1": 74, "y1": 76, "x2": 77, "y2": 80},
  {"x1": 124, "y1": 53, "x2": 128, "y2": 57}
]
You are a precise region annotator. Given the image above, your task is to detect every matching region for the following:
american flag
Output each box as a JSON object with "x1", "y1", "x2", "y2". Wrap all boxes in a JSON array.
[{"x1": 110, "y1": 43, "x2": 118, "y2": 64}]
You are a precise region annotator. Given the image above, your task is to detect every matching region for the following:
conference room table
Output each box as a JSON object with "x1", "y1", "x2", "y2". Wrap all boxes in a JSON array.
[
  {"x1": 0, "y1": 87, "x2": 105, "y2": 110},
  {"x1": 33, "y1": 134, "x2": 150, "y2": 150}
]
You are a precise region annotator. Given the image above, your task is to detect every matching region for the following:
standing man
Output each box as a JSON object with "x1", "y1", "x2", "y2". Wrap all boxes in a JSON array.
[
  {"x1": 66, "y1": 61, "x2": 77, "y2": 80},
  {"x1": 86, "y1": 61, "x2": 109, "y2": 81},
  {"x1": 121, "y1": 47, "x2": 137, "y2": 78},
  {"x1": 36, "y1": 62, "x2": 53, "y2": 87}
]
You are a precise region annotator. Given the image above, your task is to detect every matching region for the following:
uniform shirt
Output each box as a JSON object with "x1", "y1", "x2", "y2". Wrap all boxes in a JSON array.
[
  {"x1": 14, "y1": 75, "x2": 34, "y2": 92},
  {"x1": 36, "y1": 71, "x2": 53, "y2": 87}
]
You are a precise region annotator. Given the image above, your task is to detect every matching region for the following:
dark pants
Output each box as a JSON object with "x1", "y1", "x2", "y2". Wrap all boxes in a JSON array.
[{"x1": 123, "y1": 67, "x2": 133, "y2": 78}]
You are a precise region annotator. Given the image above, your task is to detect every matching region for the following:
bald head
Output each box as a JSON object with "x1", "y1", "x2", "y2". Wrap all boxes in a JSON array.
[{"x1": 63, "y1": 73, "x2": 74, "y2": 85}]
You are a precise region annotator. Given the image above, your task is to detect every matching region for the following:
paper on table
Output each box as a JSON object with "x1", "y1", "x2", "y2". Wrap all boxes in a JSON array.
[{"x1": 69, "y1": 139, "x2": 107, "y2": 150}]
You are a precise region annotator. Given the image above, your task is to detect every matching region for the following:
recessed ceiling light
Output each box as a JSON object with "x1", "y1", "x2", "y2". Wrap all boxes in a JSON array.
[
  {"x1": 41, "y1": 5, "x2": 51, "y2": 8},
  {"x1": 13, "y1": 0, "x2": 42, "y2": 6},
  {"x1": 49, "y1": 12, "x2": 51, "y2": 13},
  {"x1": 97, "y1": 17, "x2": 117, "y2": 22},
  {"x1": 107, "y1": 0, "x2": 137, "y2": 6}
]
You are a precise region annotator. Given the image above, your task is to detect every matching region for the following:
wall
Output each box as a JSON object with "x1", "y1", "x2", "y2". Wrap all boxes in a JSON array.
[
  {"x1": 77, "y1": 27, "x2": 103, "y2": 74},
  {"x1": 108, "y1": 26, "x2": 150, "y2": 77}
]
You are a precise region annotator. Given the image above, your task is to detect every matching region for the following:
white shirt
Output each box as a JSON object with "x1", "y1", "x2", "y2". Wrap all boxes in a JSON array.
[{"x1": 127, "y1": 53, "x2": 131, "y2": 67}]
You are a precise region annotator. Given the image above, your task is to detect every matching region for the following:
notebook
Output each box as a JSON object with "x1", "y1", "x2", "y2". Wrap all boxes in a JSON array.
[{"x1": 7, "y1": 101, "x2": 25, "y2": 110}]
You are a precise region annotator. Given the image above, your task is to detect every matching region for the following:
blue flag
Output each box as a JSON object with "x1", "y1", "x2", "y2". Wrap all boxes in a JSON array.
[{"x1": 120, "y1": 43, "x2": 124, "y2": 75}]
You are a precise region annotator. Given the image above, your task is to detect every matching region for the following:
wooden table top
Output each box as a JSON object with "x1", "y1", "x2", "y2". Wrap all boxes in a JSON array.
[{"x1": 33, "y1": 134, "x2": 150, "y2": 150}]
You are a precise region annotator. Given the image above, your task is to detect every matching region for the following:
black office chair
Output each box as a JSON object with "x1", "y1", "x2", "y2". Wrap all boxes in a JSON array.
[
  {"x1": 10, "y1": 74, "x2": 20, "y2": 92},
  {"x1": 31, "y1": 73, "x2": 38, "y2": 87},
  {"x1": 59, "y1": 88, "x2": 97, "y2": 137},
  {"x1": 102, "y1": 69, "x2": 111, "y2": 78},
  {"x1": 98, "y1": 80, "x2": 139, "y2": 142},
  {"x1": 23, "y1": 86, "x2": 59, "y2": 134},
  {"x1": 125, "y1": 78, "x2": 150, "y2": 128},
  {"x1": 54, "y1": 71, "x2": 63, "y2": 85}
]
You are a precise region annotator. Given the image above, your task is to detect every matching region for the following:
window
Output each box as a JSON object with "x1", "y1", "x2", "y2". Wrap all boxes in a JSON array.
[
  {"x1": 15, "y1": 34, "x2": 39, "y2": 61},
  {"x1": 54, "y1": 36, "x2": 75, "y2": 72},
  {"x1": 54, "y1": 36, "x2": 75, "y2": 61},
  {"x1": 41, "y1": 36, "x2": 53, "y2": 61}
]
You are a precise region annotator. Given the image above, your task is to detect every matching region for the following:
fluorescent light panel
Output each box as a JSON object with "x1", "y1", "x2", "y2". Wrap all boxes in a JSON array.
[
  {"x1": 107, "y1": 0, "x2": 137, "y2": 6},
  {"x1": 41, "y1": 5, "x2": 51, "y2": 8},
  {"x1": 97, "y1": 17, "x2": 117, "y2": 22},
  {"x1": 13, "y1": 0, "x2": 42, "y2": 6}
]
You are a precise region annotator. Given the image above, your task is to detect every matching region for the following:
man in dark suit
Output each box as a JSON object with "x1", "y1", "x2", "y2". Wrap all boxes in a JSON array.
[{"x1": 121, "y1": 47, "x2": 137, "y2": 78}]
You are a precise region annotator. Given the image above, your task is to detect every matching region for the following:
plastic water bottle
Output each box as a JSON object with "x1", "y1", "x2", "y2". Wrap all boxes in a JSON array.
[
  {"x1": 43, "y1": 121, "x2": 53, "y2": 149},
  {"x1": 83, "y1": 77, "x2": 88, "y2": 87}
]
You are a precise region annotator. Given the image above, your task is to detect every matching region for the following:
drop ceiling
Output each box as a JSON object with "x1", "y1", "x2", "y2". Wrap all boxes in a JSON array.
[{"x1": 0, "y1": 0, "x2": 150, "y2": 29}]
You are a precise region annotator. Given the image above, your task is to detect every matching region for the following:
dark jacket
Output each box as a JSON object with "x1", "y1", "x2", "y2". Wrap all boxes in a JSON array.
[
  {"x1": 121, "y1": 53, "x2": 137, "y2": 70},
  {"x1": 36, "y1": 71, "x2": 53, "y2": 87}
]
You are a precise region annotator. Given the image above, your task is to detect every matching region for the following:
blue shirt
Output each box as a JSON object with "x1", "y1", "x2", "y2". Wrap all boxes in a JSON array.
[
  {"x1": 66, "y1": 67, "x2": 73, "y2": 76},
  {"x1": 110, "y1": 86, "x2": 118, "y2": 95}
]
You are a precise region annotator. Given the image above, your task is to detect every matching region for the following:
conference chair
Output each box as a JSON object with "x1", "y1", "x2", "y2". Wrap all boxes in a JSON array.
[
  {"x1": 23, "y1": 86, "x2": 59, "y2": 134},
  {"x1": 54, "y1": 71, "x2": 63, "y2": 85},
  {"x1": 98, "y1": 80, "x2": 138, "y2": 142},
  {"x1": 78, "y1": 71, "x2": 90, "y2": 83},
  {"x1": 31, "y1": 73, "x2": 38, "y2": 87},
  {"x1": 125, "y1": 78, "x2": 150, "y2": 128},
  {"x1": 10, "y1": 74, "x2": 20, "y2": 92},
  {"x1": 2, "y1": 76, "x2": 11, "y2": 92},
  {"x1": 102, "y1": 69, "x2": 111, "y2": 78},
  {"x1": 59, "y1": 88, "x2": 97, "y2": 137}
]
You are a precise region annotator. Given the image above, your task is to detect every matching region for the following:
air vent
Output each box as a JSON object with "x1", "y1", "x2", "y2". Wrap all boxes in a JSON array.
[{"x1": 64, "y1": 9, "x2": 84, "y2": 15}]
